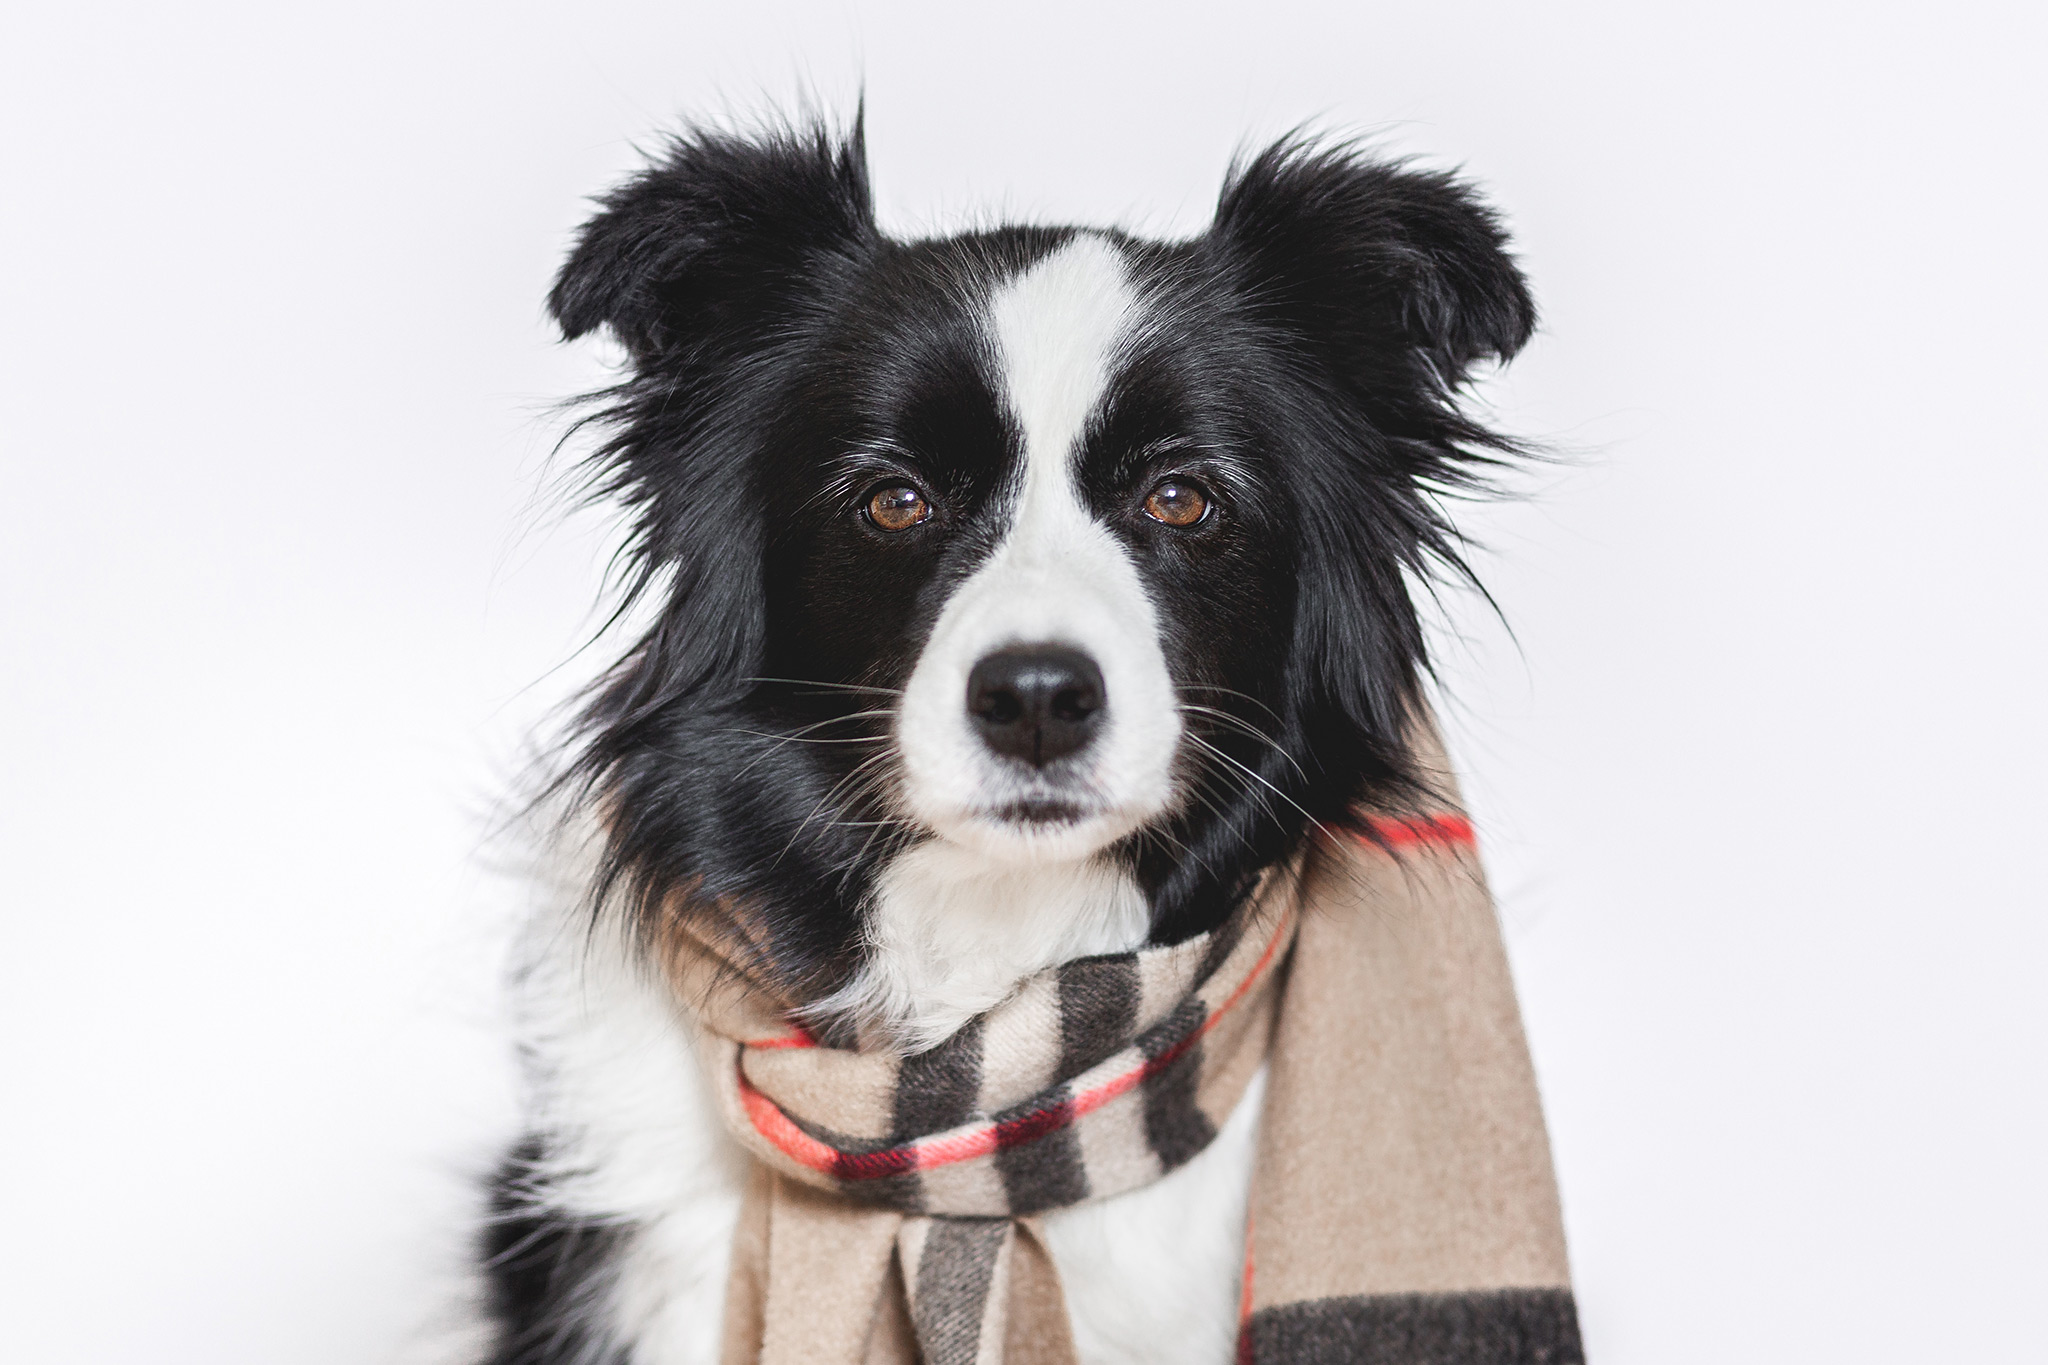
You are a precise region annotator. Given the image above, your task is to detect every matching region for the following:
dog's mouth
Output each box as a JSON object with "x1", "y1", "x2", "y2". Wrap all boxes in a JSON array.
[
  {"x1": 982, "y1": 796, "x2": 1092, "y2": 826},
  {"x1": 928, "y1": 779, "x2": 1164, "y2": 865}
]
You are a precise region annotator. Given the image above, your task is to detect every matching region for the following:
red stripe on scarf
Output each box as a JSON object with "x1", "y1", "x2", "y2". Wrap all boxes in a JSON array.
[
  {"x1": 1357, "y1": 812, "x2": 1476, "y2": 850},
  {"x1": 1235, "y1": 1211, "x2": 1257, "y2": 1365},
  {"x1": 736, "y1": 1068, "x2": 841, "y2": 1173},
  {"x1": 744, "y1": 1024, "x2": 818, "y2": 1050},
  {"x1": 834, "y1": 1143, "x2": 917, "y2": 1181},
  {"x1": 996, "y1": 1095, "x2": 1078, "y2": 1149}
]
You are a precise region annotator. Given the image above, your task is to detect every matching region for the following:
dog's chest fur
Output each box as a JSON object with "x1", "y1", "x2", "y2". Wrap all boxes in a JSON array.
[{"x1": 514, "y1": 867, "x2": 1262, "y2": 1365}]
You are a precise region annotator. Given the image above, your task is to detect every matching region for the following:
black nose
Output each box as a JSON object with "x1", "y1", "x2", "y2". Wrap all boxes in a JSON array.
[{"x1": 967, "y1": 646, "x2": 1105, "y2": 767}]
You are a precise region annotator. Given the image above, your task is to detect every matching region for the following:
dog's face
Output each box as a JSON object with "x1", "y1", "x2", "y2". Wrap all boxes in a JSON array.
[
  {"x1": 772, "y1": 232, "x2": 1288, "y2": 867},
  {"x1": 551, "y1": 123, "x2": 1531, "y2": 1008}
]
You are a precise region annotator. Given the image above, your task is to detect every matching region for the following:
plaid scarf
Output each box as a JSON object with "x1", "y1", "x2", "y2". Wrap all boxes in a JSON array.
[{"x1": 671, "y1": 787, "x2": 1580, "y2": 1364}]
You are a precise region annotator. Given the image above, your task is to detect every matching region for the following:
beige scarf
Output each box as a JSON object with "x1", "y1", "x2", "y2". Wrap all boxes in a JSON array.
[{"x1": 669, "y1": 769, "x2": 1578, "y2": 1364}]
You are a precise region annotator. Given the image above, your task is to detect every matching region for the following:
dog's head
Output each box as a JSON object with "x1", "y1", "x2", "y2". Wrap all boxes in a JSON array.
[{"x1": 551, "y1": 119, "x2": 1531, "y2": 1021}]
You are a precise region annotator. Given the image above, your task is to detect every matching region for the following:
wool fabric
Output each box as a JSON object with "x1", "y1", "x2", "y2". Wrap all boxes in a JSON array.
[{"x1": 668, "y1": 758, "x2": 1580, "y2": 1364}]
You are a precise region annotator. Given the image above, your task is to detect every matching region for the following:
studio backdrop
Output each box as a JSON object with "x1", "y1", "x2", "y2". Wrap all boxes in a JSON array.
[{"x1": 2, "y1": 3, "x2": 2042, "y2": 1362}]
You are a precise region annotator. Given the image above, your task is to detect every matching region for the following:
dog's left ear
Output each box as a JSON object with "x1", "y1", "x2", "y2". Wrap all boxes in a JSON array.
[
  {"x1": 1208, "y1": 137, "x2": 1534, "y2": 402},
  {"x1": 1206, "y1": 140, "x2": 1536, "y2": 814}
]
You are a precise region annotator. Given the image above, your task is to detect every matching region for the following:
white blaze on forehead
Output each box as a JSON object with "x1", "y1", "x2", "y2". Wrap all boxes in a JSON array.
[
  {"x1": 972, "y1": 235, "x2": 1161, "y2": 667},
  {"x1": 988, "y1": 233, "x2": 1139, "y2": 498},
  {"x1": 891, "y1": 231, "x2": 1181, "y2": 864}
]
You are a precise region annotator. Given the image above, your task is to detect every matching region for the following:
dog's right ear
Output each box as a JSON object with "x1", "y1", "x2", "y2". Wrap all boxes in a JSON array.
[
  {"x1": 548, "y1": 119, "x2": 876, "y2": 362},
  {"x1": 553, "y1": 121, "x2": 876, "y2": 755}
]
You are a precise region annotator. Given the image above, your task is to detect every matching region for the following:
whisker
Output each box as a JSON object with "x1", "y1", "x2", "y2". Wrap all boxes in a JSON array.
[
  {"x1": 1184, "y1": 734, "x2": 1330, "y2": 839},
  {"x1": 1177, "y1": 683, "x2": 1283, "y2": 724},
  {"x1": 1179, "y1": 704, "x2": 1309, "y2": 781},
  {"x1": 724, "y1": 708, "x2": 897, "y2": 779},
  {"x1": 1133, "y1": 816, "x2": 1230, "y2": 884},
  {"x1": 837, "y1": 808, "x2": 913, "y2": 896},
  {"x1": 723, "y1": 731, "x2": 891, "y2": 746},
  {"x1": 826, "y1": 767, "x2": 918, "y2": 893},
  {"x1": 777, "y1": 707, "x2": 896, "y2": 731},
  {"x1": 744, "y1": 676, "x2": 905, "y2": 697},
  {"x1": 1180, "y1": 767, "x2": 1272, "y2": 852},
  {"x1": 774, "y1": 750, "x2": 897, "y2": 868}
]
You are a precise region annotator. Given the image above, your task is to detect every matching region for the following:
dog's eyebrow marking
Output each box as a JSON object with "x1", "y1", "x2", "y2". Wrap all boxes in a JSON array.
[{"x1": 986, "y1": 234, "x2": 1139, "y2": 538}]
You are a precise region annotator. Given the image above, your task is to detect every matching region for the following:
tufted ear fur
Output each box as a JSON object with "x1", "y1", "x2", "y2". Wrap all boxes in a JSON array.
[
  {"x1": 1210, "y1": 136, "x2": 1534, "y2": 398},
  {"x1": 549, "y1": 118, "x2": 876, "y2": 359},
  {"x1": 1204, "y1": 138, "x2": 1536, "y2": 817},
  {"x1": 553, "y1": 119, "x2": 878, "y2": 783}
]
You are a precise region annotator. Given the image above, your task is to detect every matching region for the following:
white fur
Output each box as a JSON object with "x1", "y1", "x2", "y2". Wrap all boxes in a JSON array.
[
  {"x1": 817, "y1": 839, "x2": 1153, "y2": 1052},
  {"x1": 1044, "y1": 1066, "x2": 1266, "y2": 1365},
  {"x1": 510, "y1": 892, "x2": 749, "y2": 1363}
]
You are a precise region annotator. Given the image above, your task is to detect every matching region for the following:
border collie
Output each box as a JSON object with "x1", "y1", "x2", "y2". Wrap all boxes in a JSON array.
[{"x1": 479, "y1": 115, "x2": 1534, "y2": 1365}]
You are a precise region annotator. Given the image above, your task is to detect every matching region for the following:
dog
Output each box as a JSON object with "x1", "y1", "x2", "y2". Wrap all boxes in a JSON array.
[{"x1": 477, "y1": 116, "x2": 1535, "y2": 1365}]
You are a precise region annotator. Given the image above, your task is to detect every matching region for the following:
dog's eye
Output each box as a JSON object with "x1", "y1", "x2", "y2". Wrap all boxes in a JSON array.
[
  {"x1": 1142, "y1": 478, "x2": 1210, "y2": 527},
  {"x1": 866, "y1": 484, "x2": 932, "y2": 532}
]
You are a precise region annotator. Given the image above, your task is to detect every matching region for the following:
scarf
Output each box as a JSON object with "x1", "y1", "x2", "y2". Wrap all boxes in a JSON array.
[{"x1": 668, "y1": 761, "x2": 1580, "y2": 1365}]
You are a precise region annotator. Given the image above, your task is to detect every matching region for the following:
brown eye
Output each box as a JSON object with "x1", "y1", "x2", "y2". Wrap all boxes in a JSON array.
[
  {"x1": 866, "y1": 484, "x2": 931, "y2": 531},
  {"x1": 1142, "y1": 478, "x2": 1209, "y2": 527}
]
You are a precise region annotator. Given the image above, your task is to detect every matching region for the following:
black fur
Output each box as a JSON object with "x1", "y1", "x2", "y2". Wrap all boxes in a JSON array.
[
  {"x1": 480, "y1": 1138, "x2": 631, "y2": 1365},
  {"x1": 490, "y1": 109, "x2": 1533, "y2": 1361}
]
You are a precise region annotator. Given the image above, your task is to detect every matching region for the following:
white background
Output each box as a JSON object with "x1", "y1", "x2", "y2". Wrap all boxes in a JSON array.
[{"x1": 4, "y1": 3, "x2": 2043, "y2": 1361}]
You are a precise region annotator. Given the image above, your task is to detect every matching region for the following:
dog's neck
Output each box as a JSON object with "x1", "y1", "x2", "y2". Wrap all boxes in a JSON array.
[{"x1": 811, "y1": 840, "x2": 1151, "y2": 1053}]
